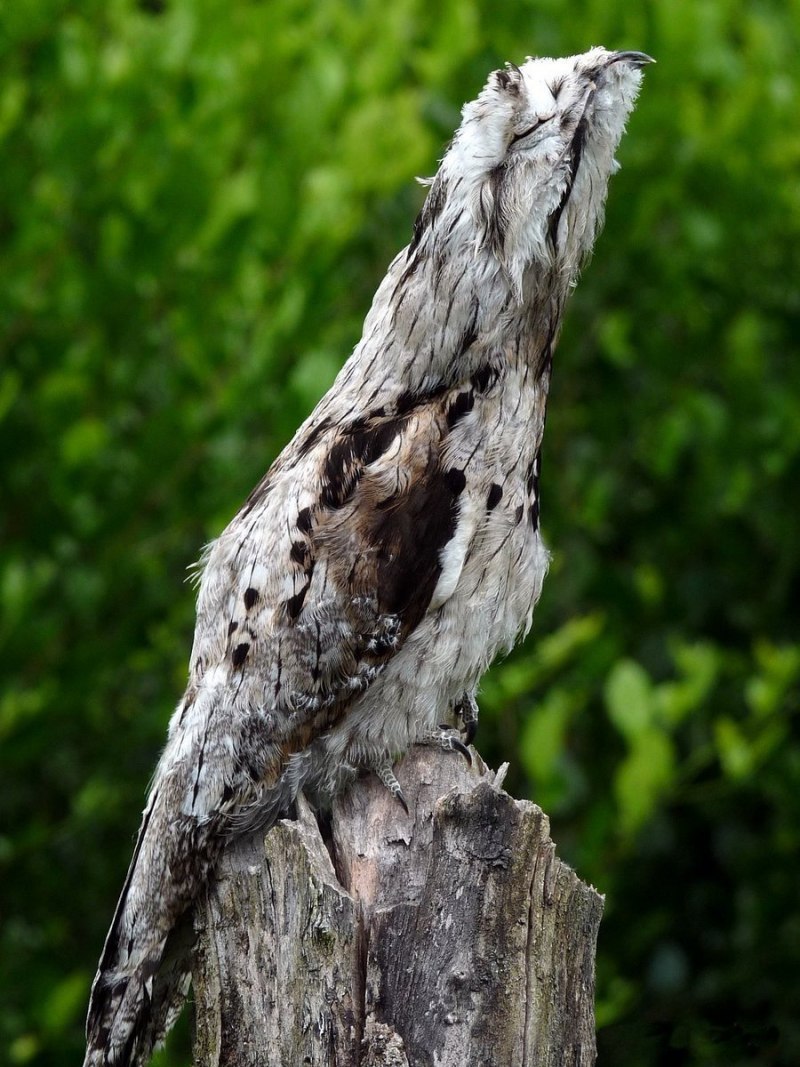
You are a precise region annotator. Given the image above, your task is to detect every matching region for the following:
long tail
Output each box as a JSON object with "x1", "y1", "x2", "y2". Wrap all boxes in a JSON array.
[
  {"x1": 83, "y1": 785, "x2": 211, "y2": 1067},
  {"x1": 83, "y1": 687, "x2": 305, "y2": 1066}
]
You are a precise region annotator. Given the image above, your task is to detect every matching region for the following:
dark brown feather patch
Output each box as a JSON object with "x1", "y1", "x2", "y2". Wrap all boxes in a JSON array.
[
  {"x1": 366, "y1": 463, "x2": 465, "y2": 629},
  {"x1": 321, "y1": 418, "x2": 407, "y2": 510},
  {"x1": 232, "y1": 643, "x2": 250, "y2": 668}
]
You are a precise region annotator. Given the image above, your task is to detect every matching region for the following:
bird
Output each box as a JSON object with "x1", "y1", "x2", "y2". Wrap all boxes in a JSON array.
[{"x1": 84, "y1": 46, "x2": 651, "y2": 1067}]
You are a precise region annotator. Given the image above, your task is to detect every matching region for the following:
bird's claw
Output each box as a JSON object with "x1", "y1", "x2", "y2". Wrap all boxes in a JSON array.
[
  {"x1": 372, "y1": 758, "x2": 409, "y2": 814},
  {"x1": 434, "y1": 724, "x2": 473, "y2": 767},
  {"x1": 455, "y1": 691, "x2": 479, "y2": 746}
]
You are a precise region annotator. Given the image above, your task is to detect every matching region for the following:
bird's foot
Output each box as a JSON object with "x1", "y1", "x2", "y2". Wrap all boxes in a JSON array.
[
  {"x1": 454, "y1": 690, "x2": 479, "y2": 746},
  {"x1": 372, "y1": 758, "x2": 409, "y2": 814},
  {"x1": 423, "y1": 724, "x2": 473, "y2": 767}
]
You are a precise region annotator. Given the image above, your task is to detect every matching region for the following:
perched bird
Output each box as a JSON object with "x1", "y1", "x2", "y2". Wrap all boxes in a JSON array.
[{"x1": 84, "y1": 46, "x2": 651, "y2": 1067}]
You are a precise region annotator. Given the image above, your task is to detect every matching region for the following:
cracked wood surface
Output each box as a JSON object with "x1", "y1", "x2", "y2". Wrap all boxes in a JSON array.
[{"x1": 192, "y1": 746, "x2": 603, "y2": 1066}]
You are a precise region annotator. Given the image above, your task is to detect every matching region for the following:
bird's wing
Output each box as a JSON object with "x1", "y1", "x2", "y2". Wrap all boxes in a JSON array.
[{"x1": 173, "y1": 392, "x2": 475, "y2": 816}]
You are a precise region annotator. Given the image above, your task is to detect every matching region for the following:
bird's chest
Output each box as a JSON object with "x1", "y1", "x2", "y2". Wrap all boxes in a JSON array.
[{"x1": 426, "y1": 366, "x2": 550, "y2": 677}]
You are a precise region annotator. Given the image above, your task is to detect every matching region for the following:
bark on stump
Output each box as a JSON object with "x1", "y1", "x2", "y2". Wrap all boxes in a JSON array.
[{"x1": 192, "y1": 746, "x2": 603, "y2": 1067}]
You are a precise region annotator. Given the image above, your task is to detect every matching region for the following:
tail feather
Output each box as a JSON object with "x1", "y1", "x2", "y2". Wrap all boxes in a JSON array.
[
  {"x1": 84, "y1": 911, "x2": 195, "y2": 1067},
  {"x1": 84, "y1": 784, "x2": 204, "y2": 1066}
]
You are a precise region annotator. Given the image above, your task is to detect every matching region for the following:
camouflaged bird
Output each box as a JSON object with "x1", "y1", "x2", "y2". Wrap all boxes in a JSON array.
[{"x1": 85, "y1": 46, "x2": 651, "y2": 1067}]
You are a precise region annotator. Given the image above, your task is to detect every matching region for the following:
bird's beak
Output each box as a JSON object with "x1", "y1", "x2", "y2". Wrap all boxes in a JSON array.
[{"x1": 609, "y1": 51, "x2": 656, "y2": 68}]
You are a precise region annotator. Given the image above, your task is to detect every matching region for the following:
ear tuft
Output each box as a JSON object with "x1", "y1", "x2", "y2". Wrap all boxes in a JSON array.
[{"x1": 492, "y1": 63, "x2": 523, "y2": 96}]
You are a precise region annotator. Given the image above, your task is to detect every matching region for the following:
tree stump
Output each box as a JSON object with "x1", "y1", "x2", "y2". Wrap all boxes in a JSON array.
[{"x1": 192, "y1": 746, "x2": 603, "y2": 1066}]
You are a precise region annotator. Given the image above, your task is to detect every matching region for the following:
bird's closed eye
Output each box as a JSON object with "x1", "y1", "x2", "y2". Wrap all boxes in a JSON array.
[{"x1": 508, "y1": 115, "x2": 554, "y2": 147}]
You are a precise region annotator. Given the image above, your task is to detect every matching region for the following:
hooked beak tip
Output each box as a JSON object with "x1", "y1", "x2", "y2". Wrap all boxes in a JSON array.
[{"x1": 610, "y1": 50, "x2": 656, "y2": 68}]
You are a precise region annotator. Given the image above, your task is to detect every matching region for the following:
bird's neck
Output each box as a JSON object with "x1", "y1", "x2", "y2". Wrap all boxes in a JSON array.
[{"x1": 331, "y1": 239, "x2": 570, "y2": 413}]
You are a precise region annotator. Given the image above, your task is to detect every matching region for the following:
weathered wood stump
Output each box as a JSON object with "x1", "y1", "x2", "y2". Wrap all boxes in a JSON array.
[{"x1": 192, "y1": 747, "x2": 603, "y2": 1066}]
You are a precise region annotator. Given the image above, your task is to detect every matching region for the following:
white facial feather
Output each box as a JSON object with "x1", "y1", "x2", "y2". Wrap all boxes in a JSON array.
[{"x1": 439, "y1": 47, "x2": 647, "y2": 295}]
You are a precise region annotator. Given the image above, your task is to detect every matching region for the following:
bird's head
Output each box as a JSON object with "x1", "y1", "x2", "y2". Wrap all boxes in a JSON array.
[{"x1": 433, "y1": 47, "x2": 652, "y2": 298}]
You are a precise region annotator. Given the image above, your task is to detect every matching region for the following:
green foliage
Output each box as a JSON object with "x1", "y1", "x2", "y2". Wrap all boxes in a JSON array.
[{"x1": 2, "y1": 1, "x2": 799, "y2": 1065}]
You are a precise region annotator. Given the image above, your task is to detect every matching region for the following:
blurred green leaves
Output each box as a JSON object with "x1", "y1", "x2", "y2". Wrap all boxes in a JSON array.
[
  {"x1": 2, "y1": 1, "x2": 799, "y2": 1065},
  {"x1": 607, "y1": 661, "x2": 677, "y2": 837},
  {"x1": 604, "y1": 646, "x2": 719, "y2": 835}
]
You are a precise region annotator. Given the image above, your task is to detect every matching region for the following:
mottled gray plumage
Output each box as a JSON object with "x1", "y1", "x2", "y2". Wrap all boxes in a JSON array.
[{"x1": 84, "y1": 47, "x2": 650, "y2": 1066}]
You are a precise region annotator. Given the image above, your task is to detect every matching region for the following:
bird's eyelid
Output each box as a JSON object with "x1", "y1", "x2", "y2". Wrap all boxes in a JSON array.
[{"x1": 508, "y1": 112, "x2": 556, "y2": 147}]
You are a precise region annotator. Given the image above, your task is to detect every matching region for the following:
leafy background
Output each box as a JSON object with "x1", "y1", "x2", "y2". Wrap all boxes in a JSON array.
[{"x1": 2, "y1": 0, "x2": 799, "y2": 1064}]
